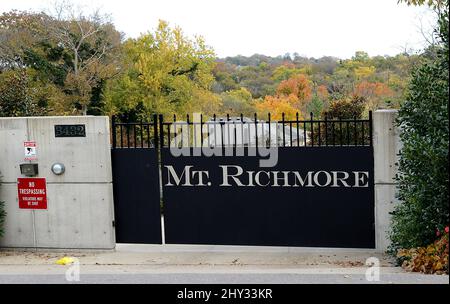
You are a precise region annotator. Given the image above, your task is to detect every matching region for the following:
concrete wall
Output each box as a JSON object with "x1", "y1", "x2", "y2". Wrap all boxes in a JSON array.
[
  {"x1": 373, "y1": 110, "x2": 402, "y2": 252},
  {"x1": 0, "y1": 113, "x2": 401, "y2": 251},
  {"x1": 0, "y1": 116, "x2": 115, "y2": 249}
]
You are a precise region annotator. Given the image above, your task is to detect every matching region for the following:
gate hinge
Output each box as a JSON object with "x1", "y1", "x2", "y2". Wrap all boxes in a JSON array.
[{"x1": 112, "y1": 220, "x2": 115, "y2": 228}]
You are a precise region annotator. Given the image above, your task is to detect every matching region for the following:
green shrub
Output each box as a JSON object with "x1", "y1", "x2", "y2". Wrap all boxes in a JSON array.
[
  {"x1": 312, "y1": 95, "x2": 369, "y2": 146},
  {"x1": 389, "y1": 6, "x2": 449, "y2": 252}
]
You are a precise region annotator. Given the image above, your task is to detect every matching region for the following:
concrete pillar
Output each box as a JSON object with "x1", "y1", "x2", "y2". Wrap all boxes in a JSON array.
[
  {"x1": 373, "y1": 110, "x2": 402, "y2": 252},
  {"x1": 0, "y1": 116, "x2": 115, "y2": 249}
]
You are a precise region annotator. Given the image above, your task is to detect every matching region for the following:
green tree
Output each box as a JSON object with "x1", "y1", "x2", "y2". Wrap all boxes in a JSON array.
[
  {"x1": 47, "y1": 2, "x2": 123, "y2": 115},
  {"x1": 390, "y1": 0, "x2": 449, "y2": 251},
  {"x1": 307, "y1": 95, "x2": 325, "y2": 118},
  {"x1": 310, "y1": 95, "x2": 368, "y2": 145},
  {"x1": 212, "y1": 62, "x2": 239, "y2": 93},
  {"x1": 0, "y1": 69, "x2": 47, "y2": 117},
  {"x1": 220, "y1": 87, "x2": 255, "y2": 116},
  {"x1": 271, "y1": 64, "x2": 300, "y2": 82},
  {"x1": 104, "y1": 20, "x2": 219, "y2": 121},
  {"x1": 0, "y1": 6, "x2": 123, "y2": 116}
]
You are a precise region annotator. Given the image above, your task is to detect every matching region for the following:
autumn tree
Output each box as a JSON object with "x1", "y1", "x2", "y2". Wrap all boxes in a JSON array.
[
  {"x1": 0, "y1": 10, "x2": 51, "y2": 69},
  {"x1": 46, "y1": 2, "x2": 123, "y2": 115},
  {"x1": 0, "y1": 70, "x2": 47, "y2": 116},
  {"x1": 236, "y1": 62, "x2": 276, "y2": 98},
  {"x1": 220, "y1": 87, "x2": 255, "y2": 117},
  {"x1": 212, "y1": 61, "x2": 239, "y2": 93},
  {"x1": 104, "y1": 20, "x2": 219, "y2": 121},
  {"x1": 256, "y1": 95, "x2": 298, "y2": 120},
  {"x1": 276, "y1": 74, "x2": 312, "y2": 103},
  {"x1": 0, "y1": 5, "x2": 123, "y2": 116},
  {"x1": 271, "y1": 63, "x2": 300, "y2": 82},
  {"x1": 354, "y1": 81, "x2": 394, "y2": 110},
  {"x1": 256, "y1": 73, "x2": 313, "y2": 120}
]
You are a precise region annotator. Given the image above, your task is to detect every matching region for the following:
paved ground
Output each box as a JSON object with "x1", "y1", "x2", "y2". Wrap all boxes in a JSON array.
[{"x1": 0, "y1": 245, "x2": 448, "y2": 284}]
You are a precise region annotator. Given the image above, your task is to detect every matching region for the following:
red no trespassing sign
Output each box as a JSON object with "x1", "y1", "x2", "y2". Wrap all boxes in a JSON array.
[{"x1": 17, "y1": 178, "x2": 48, "y2": 210}]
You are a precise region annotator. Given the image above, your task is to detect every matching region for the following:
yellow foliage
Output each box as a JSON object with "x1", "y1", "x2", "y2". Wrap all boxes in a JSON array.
[
  {"x1": 256, "y1": 95, "x2": 300, "y2": 121},
  {"x1": 354, "y1": 66, "x2": 376, "y2": 79},
  {"x1": 104, "y1": 20, "x2": 217, "y2": 120}
]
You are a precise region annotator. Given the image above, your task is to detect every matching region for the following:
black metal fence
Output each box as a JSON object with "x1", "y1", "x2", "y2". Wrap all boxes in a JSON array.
[
  {"x1": 111, "y1": 112, "x2": 372, "y2": 149},
  {"x1": 111, "y1": 115, "x2": 158, "y2": 149},
  {"x1": 111, "y1": 111, "x2": 375, "y2": 247}
]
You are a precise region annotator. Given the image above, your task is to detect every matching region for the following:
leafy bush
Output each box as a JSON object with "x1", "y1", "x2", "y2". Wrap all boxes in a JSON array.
[
  {"x1": 310, "y1": 95, "x2": 369, "y2": 146},
  {"x1": 398, "y1": 227, "x2": 449, "y2": 275},
  {"x1": 389, "y1": 5, "x2": 449, "y2": 252}
]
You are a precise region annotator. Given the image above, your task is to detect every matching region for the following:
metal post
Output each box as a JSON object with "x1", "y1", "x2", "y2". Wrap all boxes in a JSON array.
[
  {"x1": 186, "y1": 114, "x2": 191, "y2": 148},
  {"x1": 227, "y1": 114, "x2": 231, "y2": 148},
  {"x1": 133, "y1": 124, "x2": 137, "y2": 148},
  {"x1": 111, "y1": 115, "x2": 117, "y2": 149},
  {"x1": 254, "y1": 113, "x2": 258, "y2": 148},
  {"x1": 282, "y1": 113, "x2": 286, "y2": 147},
  {"x1": 213, "y1": 114, "x2": 217, "y2": 147},
  {"x1": 146, "y1": 123, "x2": 150, "y2": 148},
  {"x1": 369, "y1": 111, "x2": 373, "y2": 147},
  {"x1": 310, "y1": 112, "x2": 314, "y2": 147},
  {"x1": 158, "y1": 114, "x2": 164, "y2": 149},
  {"x1": 140, "y1": 120, "x2": 144, "y2": 148},
  {"x1": 126, "y1": 123, "x2": 130, "y2": 148},
  {"x1": 296, "y1": 112, "x2": 300, "y2": 147},
  {"x1": 324, "y1": 113, "x2": 328, "y2": 147},
  {"x1": 173, "y1": 114, "x2": 177, "y2": 148},
  {"x1": 200, "y1": 114, "x2": 204, "y2": 148},
  {"x1": 153, "y1": 114, "x2": 159, "y2": 150},
  {"x1": 268, "y1": 113, "x2": 271, "y2": 147},
  {"x1": 241, "y1": 113, "x2": 244, "y2": 148},
  {"x1": 332, "y1": 118, "x2": 336, "y2": 146}
]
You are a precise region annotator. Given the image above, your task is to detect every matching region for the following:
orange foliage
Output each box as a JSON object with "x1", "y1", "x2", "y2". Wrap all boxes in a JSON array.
[
  {"x1": 281, "y1": 61, "x2": 296, "y2": 69},
  {"x1": 256, "y1": 95, "x2": 300, "y2": 121},
  {"x1": 317, "y1": 85, "x2": 329, "y2": 100},
  {"x1": 276, "y1": 74, "x2": 312, "y2": 103},
  {"x1": 256, "y1": 74, "x2": 312, "y2": 120},
  {"x1": 354, "y1": 81, "x2": 394, "y2": 99}
]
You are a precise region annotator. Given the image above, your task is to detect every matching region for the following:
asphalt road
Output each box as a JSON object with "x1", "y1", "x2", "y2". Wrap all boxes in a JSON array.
[
  {"x1": 1, "y1": 272, "x2": 448, "y2": 284},
  {"x1": 1, "y1": 246, "x2": 448, "y2": 284}
]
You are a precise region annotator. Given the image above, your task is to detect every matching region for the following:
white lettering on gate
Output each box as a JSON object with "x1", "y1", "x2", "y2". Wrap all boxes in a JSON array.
[
  {"x1": 292, "y1": 171, "x2": 314, "y2": 187},
  {"x1": 220, "y1": 165, "x2": 244, "y2": 186},
  {"x1": 313, "y1": 171, "x2": 332, "y2": 187},
  {"x1": 353, "y1": 171, "x2": 370, "y2": 188},
  {"x1": 164, "y1": 165, "x2": 370, "y2": 188},
  {"x1": 165, "y1": 165, "x2": 193, "y2": 186},
  {"x1": 255, "y1": 171, "x2": 271, "y2": 187}
]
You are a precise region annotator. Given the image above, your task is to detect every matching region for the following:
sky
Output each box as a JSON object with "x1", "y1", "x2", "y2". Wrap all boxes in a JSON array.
[{"x1": 0, "y1": 0, "x2": 436, "y2": 59}]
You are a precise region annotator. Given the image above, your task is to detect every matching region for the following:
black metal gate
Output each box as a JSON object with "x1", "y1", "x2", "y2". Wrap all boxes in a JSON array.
[
  {"x1": 111, "y1": 116, "x2": 162, "y2": 244},
  {"x1": 111, "y1": 112, "x2": 375, "y2": 248}
]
